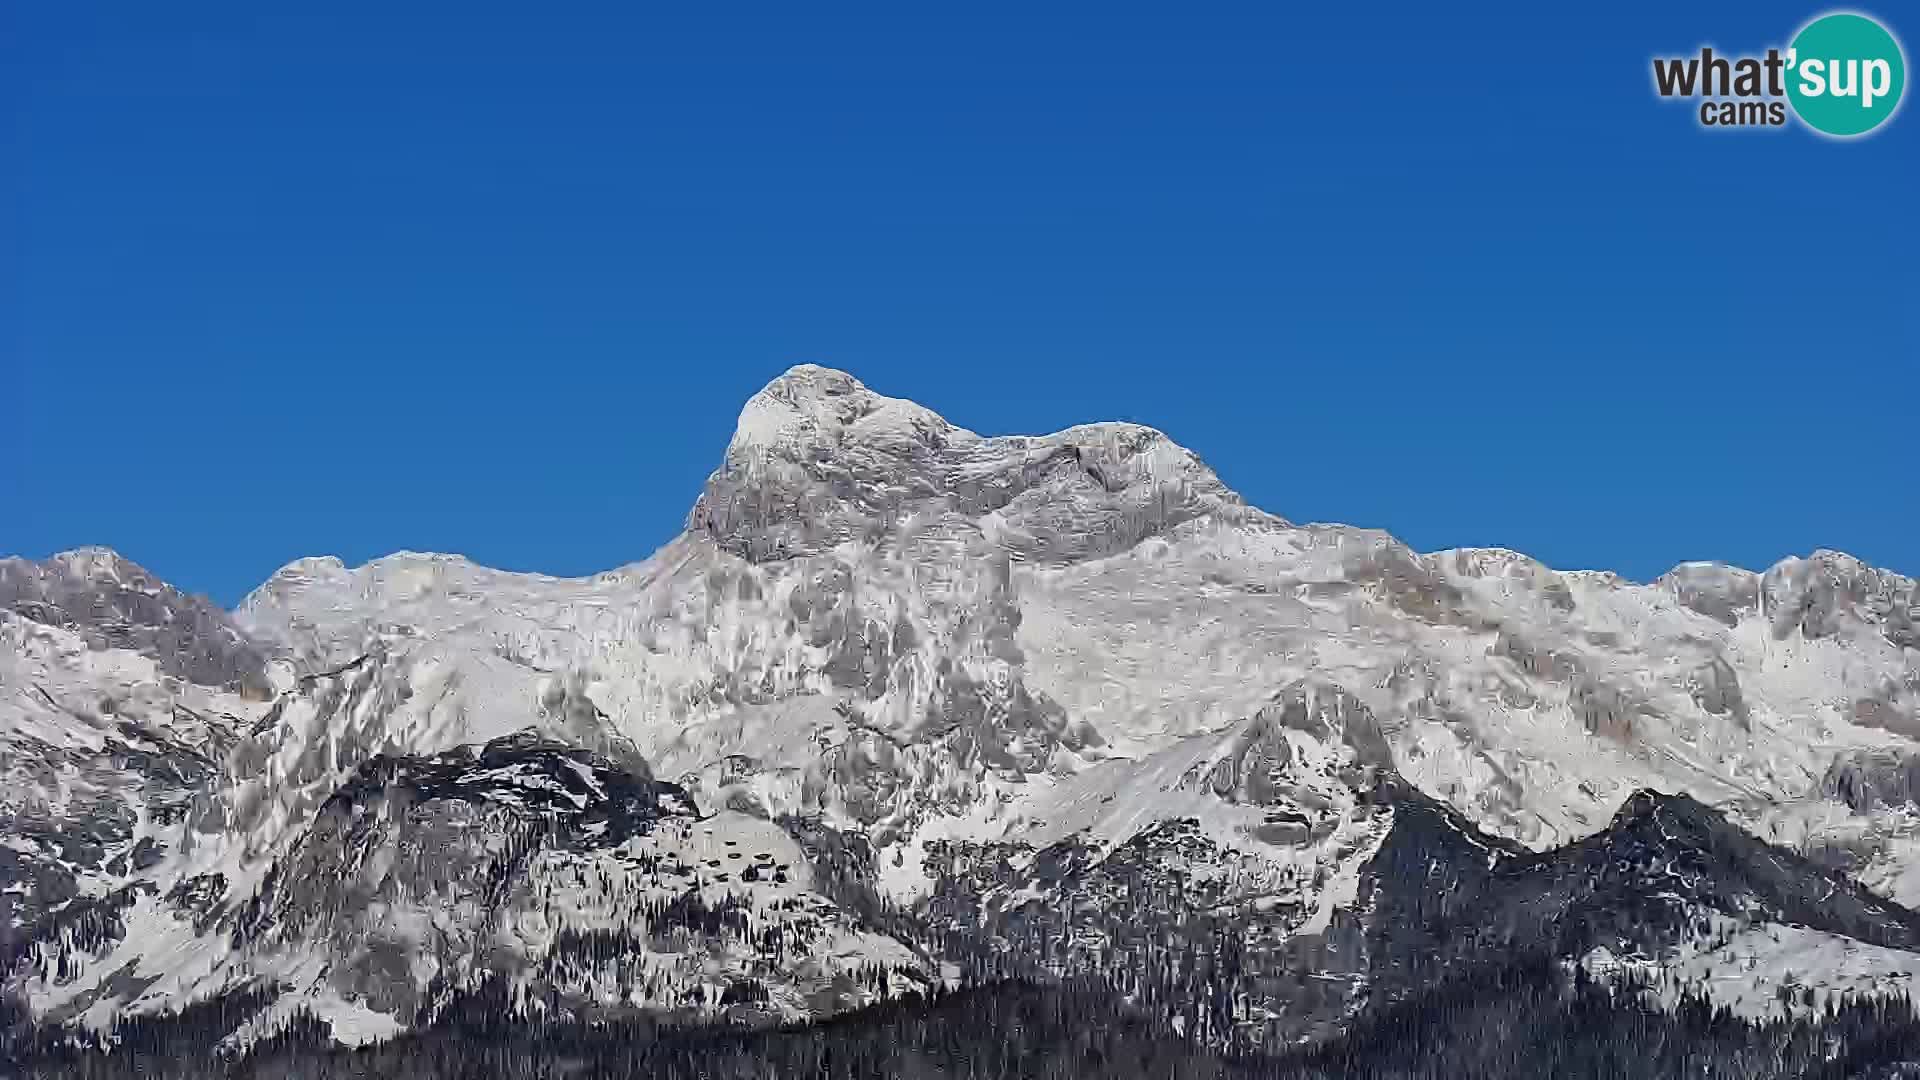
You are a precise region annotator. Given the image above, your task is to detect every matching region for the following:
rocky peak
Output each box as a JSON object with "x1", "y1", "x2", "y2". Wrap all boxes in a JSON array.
[
  {"x1": 723, "y1": 364, "x2": 962, "y2": 456},
  {"x1": 688, "y1": 365, "x2": 1264, "y2": 565},
  {"x1": 1654, "y1": 561, "x2": 1762, "y2": 627},
  {"x1": 0, "y1": 547, "x2": 269, "y2": 695},
  {"x1": 1762, "y1": 550, "x2": 1917, "y2": 647},
  {"x1": 43, "y1": 546, "x2": 142, "y2": 584}
]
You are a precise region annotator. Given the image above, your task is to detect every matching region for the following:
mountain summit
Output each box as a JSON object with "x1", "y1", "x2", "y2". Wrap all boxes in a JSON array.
[{"x1": 691, "y1": 364, "x2": 1259, "y2": 565}]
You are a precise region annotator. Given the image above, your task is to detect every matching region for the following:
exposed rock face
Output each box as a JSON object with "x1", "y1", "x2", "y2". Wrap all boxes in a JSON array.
[
  {"x1": 5, "y1": 365, "x2": 1920, "y2": 1053},
  {"x1": 0, "y1": 609, "x2": 256, "y2": 997},
  {"x1": 227, "y1": 733, "x2": 911, "y2": 1024},
  {"x1": 688, "y1": 365, "x2": 1262, "y2": 565},
  {"x1": 1658, "y1": 562, "x2": 1762, "y2": 628},
  {"x1": 1684, "y1": 653, "x2": 1750, "y2": 727},
  {"x1": 1206, "y1": 682, "x2": 1392, "y2": 815},
  {"x1": 1823, "y1": 749, "x2": 1920, "y2": 813},
  {"x1": 1764, "y1": 550, "x2": 1919, "y2": 651},
  {"x1": 0, "y1": 549, "x2": 270, "y2": 695}
]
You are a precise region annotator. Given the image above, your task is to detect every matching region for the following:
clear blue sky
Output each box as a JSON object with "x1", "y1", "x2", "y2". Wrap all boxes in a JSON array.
[{"x1": 4, "y1": 2, "x2": 1914, "y2": 606}]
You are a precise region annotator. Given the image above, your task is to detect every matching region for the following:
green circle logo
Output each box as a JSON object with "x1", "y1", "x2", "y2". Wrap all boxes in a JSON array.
[{"x1": 1786, "y1": 12, "x2": 1907, "y2": 136}]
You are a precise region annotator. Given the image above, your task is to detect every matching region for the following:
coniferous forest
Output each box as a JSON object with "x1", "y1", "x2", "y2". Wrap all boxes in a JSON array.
[{"x1": 10, "y1": 956, "x2": 1920, "y2": 1079}]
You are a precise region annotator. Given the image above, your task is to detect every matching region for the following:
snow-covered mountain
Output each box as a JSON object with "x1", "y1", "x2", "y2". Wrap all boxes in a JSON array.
[{"x1": 4, "y1": 364, "x2": 1918, "y2": 1053}]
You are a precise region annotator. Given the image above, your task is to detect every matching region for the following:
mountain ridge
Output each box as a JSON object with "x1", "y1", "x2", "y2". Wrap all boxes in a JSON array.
[{"x1": 4, "y1": 364, "x2": 1920, "y2": 1062}]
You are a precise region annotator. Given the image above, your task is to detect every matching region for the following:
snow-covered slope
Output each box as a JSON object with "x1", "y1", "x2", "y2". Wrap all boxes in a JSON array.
[{"x1": 4, "y1": 364, "x2": 1918, "y2": 1050}]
